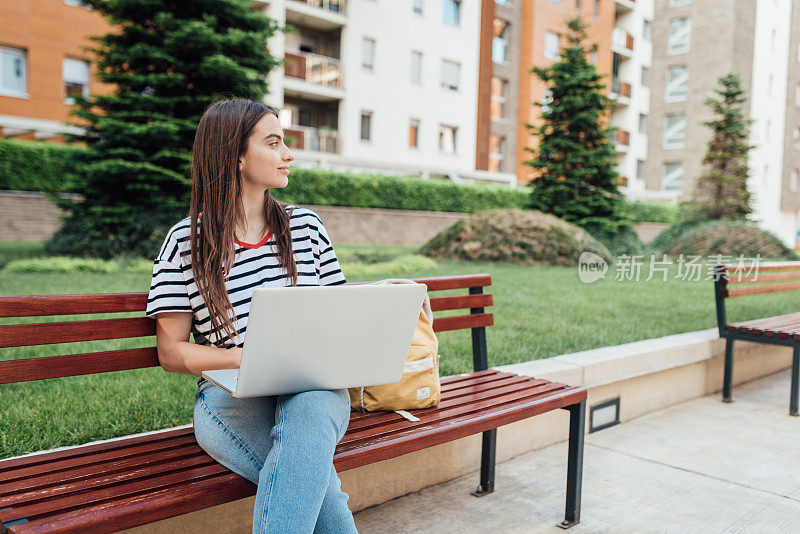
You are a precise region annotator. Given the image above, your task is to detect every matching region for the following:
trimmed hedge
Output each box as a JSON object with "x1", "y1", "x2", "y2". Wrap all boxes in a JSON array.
[
  {"x1": 0, "y1": 139, "x2": 82, "y2": 193},
  {"x1": 618, "y1": 200, "x2": 679, "y2": 224},
  {"x1": 271, "y1": 168, "x2": 529, "y2": 213}
]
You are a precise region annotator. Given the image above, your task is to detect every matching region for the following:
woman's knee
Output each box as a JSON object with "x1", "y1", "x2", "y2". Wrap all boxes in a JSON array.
[{"x1": 281, "y1": 389, "x2": 351, "y2": 439}]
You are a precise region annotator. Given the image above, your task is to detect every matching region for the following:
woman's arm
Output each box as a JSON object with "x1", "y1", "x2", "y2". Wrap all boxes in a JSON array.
[{"x1": 154, "y1": 311, "x2": 241, "y2": 375}]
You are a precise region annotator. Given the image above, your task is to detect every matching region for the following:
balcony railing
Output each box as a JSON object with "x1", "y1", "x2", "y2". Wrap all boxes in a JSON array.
[
  {"x1": 612, "y1": 28, "x2": 634, "y2": 51},
  {"x1": 610, "y1": 129, "x2": 630, "y2": 147},
  {"x1": 611, "y1": 77, "x2": 632, "y2": 98},
  {"x1": 284, "y1": 51, "x2": 343, "y2": 88},
  {"x1": 284, "y1": 125, "x2": 339, "y2": 153},
  {"x1": 292, "y1": 0, "x2": 346, "y2": 14}
]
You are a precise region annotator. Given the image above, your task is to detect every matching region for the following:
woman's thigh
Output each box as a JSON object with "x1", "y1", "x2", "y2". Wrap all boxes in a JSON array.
[
  {"x1": 277, "y1": 388, "x2": 351, "y2": 444},
  {"x1": 193, "y1": 381, "x2": 277, "y2": 484}
]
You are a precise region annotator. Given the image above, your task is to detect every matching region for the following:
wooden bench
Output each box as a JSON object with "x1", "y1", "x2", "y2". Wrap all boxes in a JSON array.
[
  {"x1": 714, "y1": 262, "x2": 800, "y2": 416},
  {"x1": 0, "y1": 273, "x2": 588, "y2": 532}
]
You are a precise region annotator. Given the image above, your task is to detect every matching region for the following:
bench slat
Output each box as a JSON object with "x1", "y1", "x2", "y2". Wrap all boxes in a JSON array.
[
  {"x1": 0, "y1": 456, "x2": 218, "y2": 519},
  {"x1": 413, "y1": 274, "x2": 491, "y2": 291},
  {"x1": 724, "y1": 271, "x2": 800, "y2": 285},
  {"x1": 0, "y1": 427, "x2": 194, "y2": 473},
  {"x1": 340, "y1": 380, "x2": 566, "y2": 447},
  {"x1": 0, "y1": 294, "x2": 147, "y2": 318},
  {"x1": 348, "y1": 374, "x2": 536, "y2": 431},
  {"x1": 725, "y1": 280, "x2": 800, "y2": 298},
  {"x1": 0, "y1": 318, "x2": 155, "y2": 348},
  {"x1": 346, "y1": 377, "x2": 550, "y2": 435},
  {"x1": 5, "y1": 471, "x2": 253, "y2": 534},
  {"x1": 433, "y1": 313, "x2": 493, "y2": 332},
  {"x1": 334, "y1": 385, "x2": 586, "y2": 471},
  {"x1": 728, "y1": 312, "x2": 800, "y2": 336},
  {"x1": 0, "y1": 436, "x2": 199, "y2": 489},
  {"x1": 430, "y1": 293, "x2": 493, "y2": 312},
  {"x1": 0, "y1": 347, "x2": 160, "y2": 384}
]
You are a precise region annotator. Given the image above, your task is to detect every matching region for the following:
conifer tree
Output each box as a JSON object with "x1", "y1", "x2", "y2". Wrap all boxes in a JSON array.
[
  {"x1": 690, "y1": 73, "x2": 753, "y2": 220},
  {"x1": 525, "y1": 15, "x2": 626, "y2": 237},
  {"x1": 47, "y1": 0, "x2": 280, "y2": 258}
]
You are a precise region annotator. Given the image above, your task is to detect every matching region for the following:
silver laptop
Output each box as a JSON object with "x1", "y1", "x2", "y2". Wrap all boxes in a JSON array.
[{"x1": 201, "y1": 283, "x2": 427, "y2": 397}]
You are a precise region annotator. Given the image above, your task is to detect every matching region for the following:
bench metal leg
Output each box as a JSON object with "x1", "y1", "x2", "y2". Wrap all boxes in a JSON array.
[
  {"x1": 723, "y1": 338, "x2": 734, "y2": 403},
  {"x1": 558, "y1": 400, "x2": 585, "y2": 529},
  {"x1": 791, "y1": 345, "x2": 799, "y2": 417},
  {"x1": 471, "y1": 429, "x2": 497, "y2": 496}
]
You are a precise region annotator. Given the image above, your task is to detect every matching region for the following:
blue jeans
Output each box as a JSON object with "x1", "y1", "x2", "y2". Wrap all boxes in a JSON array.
[{"x1": 193, "y1": 381, "x2": 358, "y2": 533}]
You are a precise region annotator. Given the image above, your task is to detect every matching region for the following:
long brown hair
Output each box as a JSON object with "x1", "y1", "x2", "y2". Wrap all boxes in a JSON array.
[{"x1": 188, "y1": 99, "x2": 297, "y2": 346}]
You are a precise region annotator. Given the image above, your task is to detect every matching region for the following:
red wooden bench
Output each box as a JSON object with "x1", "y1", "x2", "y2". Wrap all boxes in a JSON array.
[
  {"x1": 714, "y1": 262, "x2": 800, "y2": 416},
  {"x1": 0, "y1": 273, "x2": 587, "y2": 532}
]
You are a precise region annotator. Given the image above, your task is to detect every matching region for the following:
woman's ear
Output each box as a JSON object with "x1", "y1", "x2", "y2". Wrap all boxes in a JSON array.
[{"x1": 238, "y1": 161, "x2": 243, "y2": 171}]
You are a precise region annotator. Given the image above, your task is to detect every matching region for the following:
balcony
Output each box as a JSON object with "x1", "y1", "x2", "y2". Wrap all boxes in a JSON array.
[
  {"x1": 612, "y1": 28, "x2": 634, "y2": 58},
  {"x1": 610, "y1": 77, "x2": 632, "y2": 106},
  {"x1": 283, "y1": 51, "x2": 345, "y2": 101},
  {"x1": 285, "y1": 0, "x2": 347, "y2": 31},
  {"x1": 284, "y1": 125, "x2": 339, "y2": 153},
  {"x1": 610, "y1": 129, "x2": 630, "y2": 153},
  {"x1": 615, "y1": 0, "x2": 635, "y2": 14}
]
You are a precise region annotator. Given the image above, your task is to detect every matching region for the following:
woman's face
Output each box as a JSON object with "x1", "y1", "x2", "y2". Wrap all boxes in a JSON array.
[{"x1": 238, "y1": 113, "x2": 294, "y2": 189}]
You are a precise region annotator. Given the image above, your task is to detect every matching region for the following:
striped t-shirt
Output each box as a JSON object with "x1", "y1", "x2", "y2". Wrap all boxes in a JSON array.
[{"x1": 145, "y1": 204, "x2": 347, "y2": 385}]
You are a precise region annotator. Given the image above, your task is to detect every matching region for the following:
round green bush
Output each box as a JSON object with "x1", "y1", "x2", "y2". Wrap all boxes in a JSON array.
[
  {"x1": 664, "y1": 219, "x2": 798, "y2": 259},
  {"x1": 419, "y1": 209, "x2": 612, "y2": 266}
]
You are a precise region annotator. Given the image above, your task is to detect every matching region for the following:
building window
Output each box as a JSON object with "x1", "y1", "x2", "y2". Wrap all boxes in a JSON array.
[
  {"x1": 490, "y1": 77, "x2": 508, "y2": 120},
  {"x1": 360, "y1": 111, "x2": 372, "y2": 141},
  {"x1": 362, "y1": 37, "x2": 375, "y2": 71},
  {"x1": 413, "y1": 0, "x2": 423, "y2": 15},
  {"x1": 443, "y1": 0, "x2": 461, "y2": 26},
  {"x1": 668, "y1": 18, "x2": 691, "y2": 55},
  {"x1": 643, "y1": 19, "x2": 651, "y2": 40},
  {"x1": 641, "y1": 66, "x2": 649, "y2": 87},
  {"x1": 496, "y1": 0, "x2": 510, "y2": 5},
  {"x1": 439, "y1": 124, "x2": 457, "y2": 154},
  {"x1": 0, "y1": 46, "x2": 27, "y2": 97},
  {"x1": 669, "y1": 0, "x2": 691, "y2": 5},
  {"x1": 488, "y1": 135, "x2": 506, "y2": 172},
  {"x1": 663, "y1": 114, "x2": 686, "y2": 149},
  {"x1": 591, "y1": 51, "x2": 598, "y2": 65},
  {"x1": 410, "y1": 51, "x2": 422, "y2": 84},
  {"x1": 440, "y1": 59, "x2": 460, "y2": 91},
  {"x1": 636, "y1": 160, "x2": 644, "y2": 181},
  {"x1": 792, "y1": 168, "x2": 800, "y2": 192},
  {"x1": 409, "y1": 118, "x2": 420, "y2": 148},
  {"x1": 662, "y1": 162, "x2": 683, "y2": 193},
  {"x1": 63, "y1": 58, "x2": 90, "y2": 104},
  {"x1": 544, "y1": 32, "x2": 560, "y2": 60},
  {"x1": 793, "y1": 127, "x2": 800, "y2": 149},
  {"x1": 594, "y1": 0, "x2": 599, "y2": 18},
  {"x1": 638, "y1": 113, "x2": 647, "y2": 134},
  {"x1": 665, "y1": 66, "x2": 688, "y2": 102},
  {"x1": 575, "y1": 0, "x2": 581, "y2": 11},
  {"x1": 493, "y1": 20, "x2": 510, "y2": 63},
  {"x1": 542, "y1": 88, "x2": 553, "y2": 114}
]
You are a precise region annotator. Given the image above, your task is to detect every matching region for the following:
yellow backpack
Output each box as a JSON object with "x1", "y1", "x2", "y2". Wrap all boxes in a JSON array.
[{"x1": 348, "y1": 279, "x2": 440, "y2": 419}]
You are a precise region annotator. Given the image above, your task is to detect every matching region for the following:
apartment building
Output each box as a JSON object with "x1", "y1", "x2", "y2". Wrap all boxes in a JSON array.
[
  {"x1": 514, "y1": 0, "x2": 615, "y2": 185},
  {"x1": 645, "y1": 0, "x2": 800, "y2": 246},
  {"x1": 258, "y1": 0, "x2": 516, "y2": 185},
  {"x1": 610, "y1": 0, "x2": 653, "y2": 195},
  {"x1": 0, "y1": 0, "x2": 112, "y2": 140}
]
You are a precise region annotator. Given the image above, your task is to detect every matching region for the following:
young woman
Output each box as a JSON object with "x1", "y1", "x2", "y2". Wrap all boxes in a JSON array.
[{"x1": 144, "y1": 99, "x2": 358, "y2": 533}]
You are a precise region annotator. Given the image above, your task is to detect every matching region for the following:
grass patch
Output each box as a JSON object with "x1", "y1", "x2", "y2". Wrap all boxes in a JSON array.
[{"x1": 2, "y1": 242, "x2": 798, "y2": 458}]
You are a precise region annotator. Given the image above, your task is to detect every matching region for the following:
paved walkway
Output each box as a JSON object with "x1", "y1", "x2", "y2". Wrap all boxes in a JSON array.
[{"x1": 353, "y1": 369, "x2": 800, "y2": 534}]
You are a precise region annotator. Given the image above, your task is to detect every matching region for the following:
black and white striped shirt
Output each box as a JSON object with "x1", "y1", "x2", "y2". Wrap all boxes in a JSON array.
[{"x1": 145, "y1": 205, "x2": 347, "y2": 383}]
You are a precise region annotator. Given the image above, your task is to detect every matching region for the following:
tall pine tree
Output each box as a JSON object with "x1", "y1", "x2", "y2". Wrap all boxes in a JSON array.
[
  {"x1": 47, "y1": 0, "x2": 280, "y2": 259},
  {"x1": 690, "y1": 73, "x2": 753, "y2": 220},
  {"x1": 525, "y1": 15, "x2": 626, "y2": 237}
]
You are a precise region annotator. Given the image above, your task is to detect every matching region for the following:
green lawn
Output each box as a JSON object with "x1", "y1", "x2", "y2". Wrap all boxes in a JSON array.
[{"x1": 1, "y1": 241, "x2": 796, "y2": 459}]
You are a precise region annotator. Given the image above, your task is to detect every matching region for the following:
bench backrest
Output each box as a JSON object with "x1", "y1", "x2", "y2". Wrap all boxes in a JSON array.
[
  {"x1": 713, "y1": 262, "x2": 800, "y2": 333},
  {"x1": 0, "y1": 274, "x2": 493, "y2": 385}
]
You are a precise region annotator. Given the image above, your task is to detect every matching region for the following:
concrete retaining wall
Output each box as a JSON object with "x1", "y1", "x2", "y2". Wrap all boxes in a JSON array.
[{"x1": 117, "y1": 330, "x2": 794, "y2": 533}]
